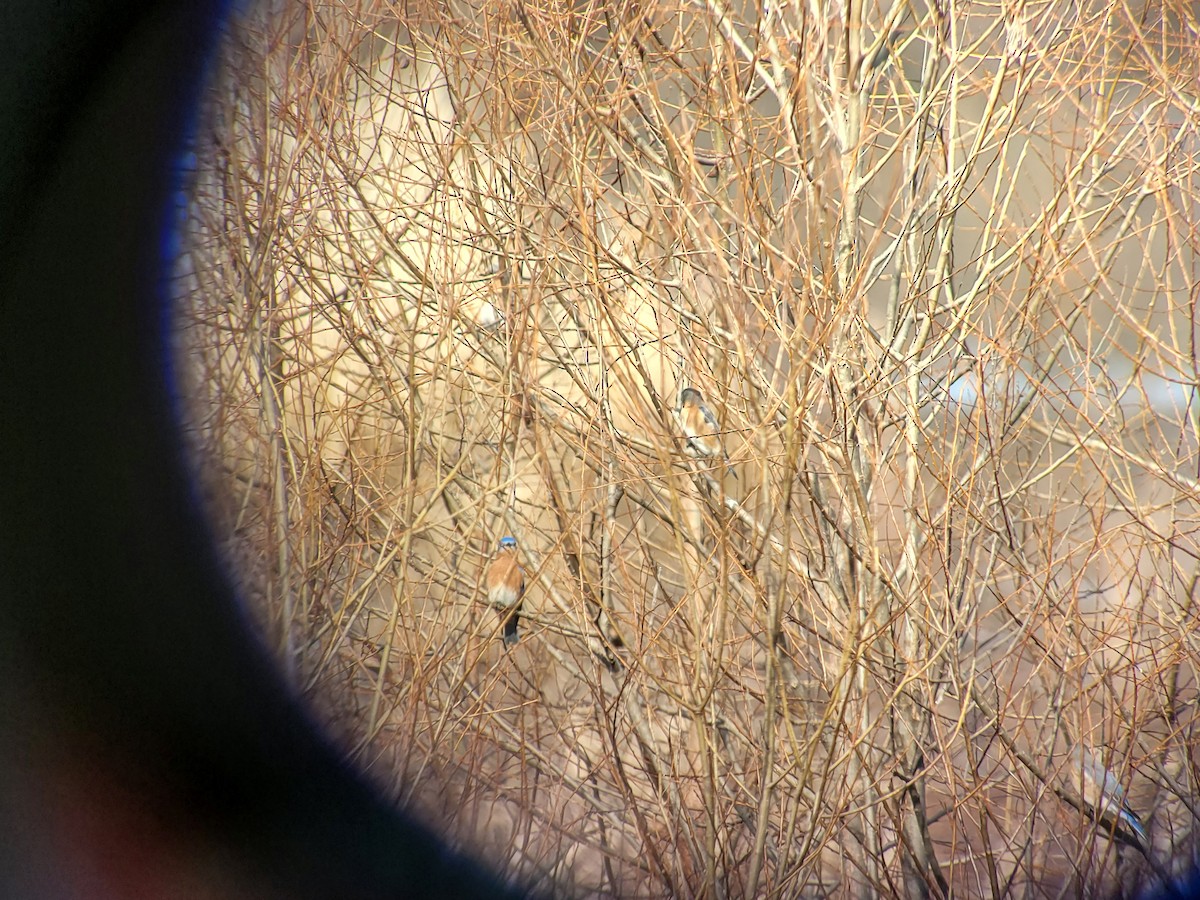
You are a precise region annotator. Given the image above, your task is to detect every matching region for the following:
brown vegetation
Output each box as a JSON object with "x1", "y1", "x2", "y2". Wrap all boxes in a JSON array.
[{"x1": 175, "y1": 1, "x2": 1200, "y2": 896}]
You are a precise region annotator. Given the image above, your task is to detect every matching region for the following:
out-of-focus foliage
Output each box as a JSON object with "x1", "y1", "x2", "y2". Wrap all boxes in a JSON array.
[{"x1": 176, "y1": 1, "x2": 1200, "y2": 896}]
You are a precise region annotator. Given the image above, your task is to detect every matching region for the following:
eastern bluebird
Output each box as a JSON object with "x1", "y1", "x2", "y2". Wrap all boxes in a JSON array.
[
  {"x1": 676, "y1": 387, "x2": 728, "y2": 463},
  {"x1": 1070, "y1": 747, "x2": 1149, "y2": 851},
  {"x1": 486, "y1": 535, "x2": 525, "y2": 646}
]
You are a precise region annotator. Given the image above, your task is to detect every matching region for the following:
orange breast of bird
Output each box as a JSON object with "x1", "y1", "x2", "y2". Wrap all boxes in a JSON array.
[{"x1": 487, "y1": 553, "x2": 524, "y2": 608}]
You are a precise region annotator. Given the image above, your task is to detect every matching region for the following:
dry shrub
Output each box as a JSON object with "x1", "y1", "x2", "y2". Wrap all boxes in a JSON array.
[{"x1": 175, "y1": 1, "x2": 1200, "y2": 896}]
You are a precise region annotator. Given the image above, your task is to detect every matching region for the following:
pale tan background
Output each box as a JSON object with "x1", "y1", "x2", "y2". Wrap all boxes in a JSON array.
[{"x1": 175, "y1": 1, "x2": 1200, "y2": 896}]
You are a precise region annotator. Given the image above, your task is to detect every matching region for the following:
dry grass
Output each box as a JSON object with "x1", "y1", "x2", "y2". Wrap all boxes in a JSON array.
[{"x1": 174, "y1": 1, "x2": 1200, "y2": 896}]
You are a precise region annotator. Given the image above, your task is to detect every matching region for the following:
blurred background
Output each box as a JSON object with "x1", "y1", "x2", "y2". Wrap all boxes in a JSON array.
[
  {"x1": 6, "y1": 1, "x2": 1200, "y2": 898},
  {"x1": 173, "y1": 1, "x2": 1200, "y2": 897}
]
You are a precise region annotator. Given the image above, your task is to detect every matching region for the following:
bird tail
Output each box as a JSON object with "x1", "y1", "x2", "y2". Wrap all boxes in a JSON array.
[
  {"x1": 1118, "y1": 807, "x2": 1149, "y2": 851},
  {"x1": 502, "y1": 610, "x2": 520, "y2": 646}
]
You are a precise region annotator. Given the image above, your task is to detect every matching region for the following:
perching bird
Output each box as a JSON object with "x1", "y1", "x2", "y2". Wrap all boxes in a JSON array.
[
  {"x1": 1071, "y1": 747, "x2": 1149, "y2": 852},
  {"x1": 676, "y1": 387, "x2": 727, "y2": 463},
  {"x1": 485, "y1": 536, "x2": 525, "y2": 646}
]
